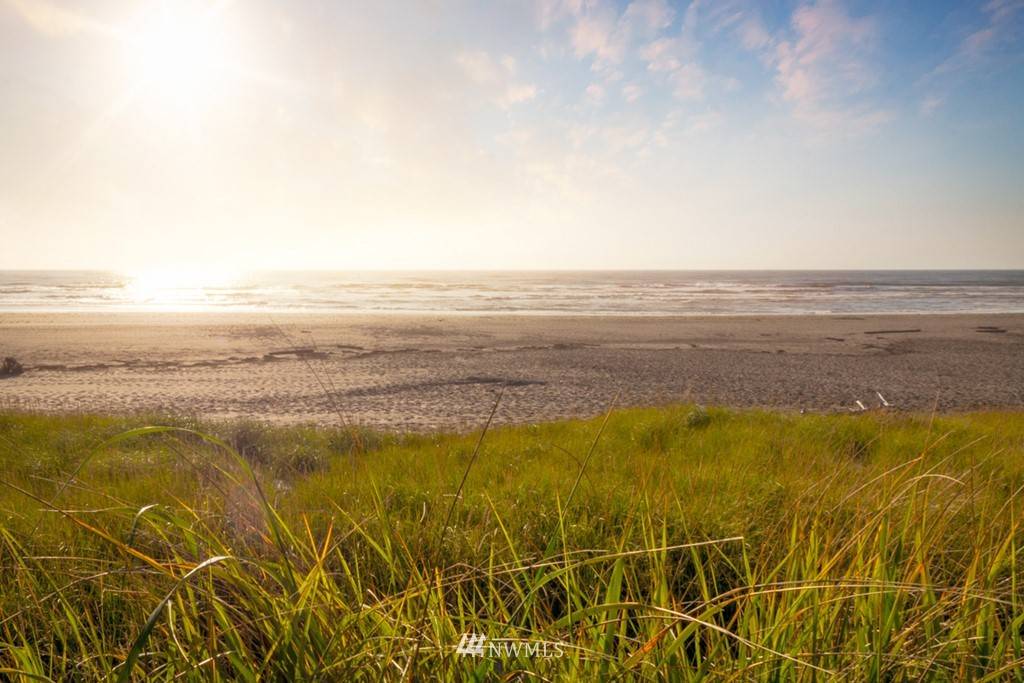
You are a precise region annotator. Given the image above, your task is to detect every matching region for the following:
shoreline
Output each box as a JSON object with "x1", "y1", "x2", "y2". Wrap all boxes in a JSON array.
[
  {"x1": 2, "y1": 312, "x2": 1022, "y2": 429},
  {"x1": 3, "y1": 309, "x2": 1024, "y2": 318}
]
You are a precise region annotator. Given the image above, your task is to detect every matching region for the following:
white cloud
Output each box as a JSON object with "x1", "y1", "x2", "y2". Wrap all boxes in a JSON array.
[
  {"x1": 621, "y1": 0, "x2": 675, "y2": 33},
  {"x1": 650, "y1": 108, "x2": 723, "y2": 144},
  {"x1": 771, "y1": 0, "x2": 888, "y2": 133},
  {"x1": 685, "y1": 110, "x2": 723, "y2": 135},
  {"x1": 930, "y1": 0, "x2": 1024, "y2": 77},
  {"x1": 564, "y1": 0, "x2": 677, "y2": 69},
  {"x1": 601, "y1": 124, "x2": 650, "y2": 153},
  {"x1": 775, "y1": 0, "x2": 877, "y2": 104},
  {"x1": 640, "y1": 38, "x2": 682, "y2": 72},
  {"x1": 638, "y1": 36, "x2": 707, "y2": 101},
  {"x1": 456, "y1": 51, "x2": 502, "y2": 84},
  {"x1": 986, "y1": 0, "x2": 1024, "y2": 20},
  {"x1": 535, "y1": 0, "x2": 584, "y2": 30},
  {"x1": 539, "y1": 0, "x2": 717, "y2": 108},
  {"x1": 738, "y1": 16, "x2": 771, "y2": 50},
  {"x1": 680, "y1": 0, "x2": 703, "y2": 45},
  {"x1": 570, "y1": 8, "x2": 626, "y2": 65},
  {"x1": 502, "y1": 83, "x2": 538, "y2": 106},
  {"x1": 621, "y1": 83, "x2": 643, "y2": 102},
  {"x1": 456, "y1": 50, "x2": 537, "y2": 108},
  {"x1": 702, "y1": 1, "x2": 772, "y2": 53},
  {"x1": 568, "y1": 120, "x2": 651, "y2": 155},
  {"x1": 670, "y1": 63, "x2": 706, "y2": 100},
  {"x1": 585, "y1": 83, "x2": 606, "y2": 104}
]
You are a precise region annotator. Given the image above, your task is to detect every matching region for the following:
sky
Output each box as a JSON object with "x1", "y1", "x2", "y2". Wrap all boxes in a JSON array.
[{"x1": 0, "y1": 0, "x2": 1022, "y2": 271}]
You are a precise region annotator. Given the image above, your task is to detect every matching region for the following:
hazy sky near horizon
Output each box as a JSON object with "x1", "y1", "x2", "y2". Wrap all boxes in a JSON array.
[{"x1": 1, "y1": 0, "x2": 1022, "y2": 271}]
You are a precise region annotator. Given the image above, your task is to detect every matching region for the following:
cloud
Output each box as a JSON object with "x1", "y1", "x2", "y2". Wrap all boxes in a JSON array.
[
  {"x1": 986, "y1": 0, "x2": 1024, "y2": 20},
  {"x1": 684, "y1": 110, "x2": 722, "y2": 135},
  {"x1": 640, "y1": 38, "x2": 682, "y2": 72},
  {"x1": 670, "y1": 63, "x2": 706, "y2": 100},
  {"x1": 680, "y1": 0, "x2": 702, "y2": 43},
  {"x1": 771, "y1": 0, "x2": 889, "y2": 133},
  {"x1": 621, "y1": 0, "x2": 675, "y2": 33},
  {"x1": 775, "y1": 0, "x2": 877, "y2": 104},
  {"x1": 535, "y1": 0, "x2": 584, "y2": 30},
  {"x1": 540, "y1": 0, "x2": 887, "y2": 131},
  {"x1": 456, "y1": 50, "x2": 537, "y2": 108},
  {"x1": 638, "y1": 33, "x2": 705, "y2": 100},
  {"x1": 502, "y1": 83, "x2": 538, "y2": 106},
  {"x1": 569, "y1": 7, "x2": 626, "y2": 65},
  {"x1": 930, "y1": 0, "x2": 1024, "y2": 77},
  {"x1": 650, "y1": 108, "x2": 722, "y2": 147},
  {"x1": 702, "y1": 1, "x2": 772, "y2": 53},
  {"x1": 1, "y1": 0, "x2": 110, "y2": 37},
  {"x1": 564, "y1": 0, "x2": 676, "y2": 69},
  {"x1": 738, "y1": 16, "x2": 771, "y2": 51},
  {"x1": 542, "y1": 0, "x2": 718, "y2": 106},
  {"x1": 621, "y1": 82, "x2": 643, "y2": 102},
  {"x1": 456, "y1": 51, "x2": 502, "y2": 84},
  {"x1": 568, "y1": 121, "x2": 651, "y2": 155},
  {"x1": 585, "y1": 82, "x2": 606, "y2": 104},
  {"x1": 915, "y1": 1, "x2": 1023, "y2": 117}
]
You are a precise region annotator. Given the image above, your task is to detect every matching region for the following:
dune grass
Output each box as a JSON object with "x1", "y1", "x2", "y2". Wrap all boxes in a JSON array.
[{"x1": 0, "y1": 405, "x2": 1023, "y2": 680}]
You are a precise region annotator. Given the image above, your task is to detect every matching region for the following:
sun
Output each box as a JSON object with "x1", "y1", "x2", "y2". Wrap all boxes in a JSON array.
[
  {"x1": 125, "y1": 266, "x2": 239, "y2": 308},
  {"x1": 126, "y1": 2, "x2": 236, "y2": 118}
]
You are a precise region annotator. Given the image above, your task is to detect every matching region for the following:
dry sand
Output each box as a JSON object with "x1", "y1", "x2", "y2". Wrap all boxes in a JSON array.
[{"x1": 1, "y1": 312, "x2": 1022, "y2": 430}]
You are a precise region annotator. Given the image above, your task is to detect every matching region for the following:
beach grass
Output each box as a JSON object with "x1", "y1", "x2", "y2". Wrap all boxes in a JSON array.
[{"x1": 0, "y1": 406, "x2": 1023, "y2": 680}]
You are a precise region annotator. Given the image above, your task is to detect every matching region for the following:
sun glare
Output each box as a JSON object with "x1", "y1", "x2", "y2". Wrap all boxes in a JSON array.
[
  {"x1": 125, "y1": 267, "x2": 238, "y2": 308},
  {"x1": 127, "y1": 3, "x2": 235, "y2": 118}
]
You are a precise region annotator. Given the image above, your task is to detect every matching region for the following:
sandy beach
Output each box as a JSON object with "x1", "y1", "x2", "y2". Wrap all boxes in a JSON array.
[{"x1": 1, "y1": 312, "x2": 1022, "y2": 430}]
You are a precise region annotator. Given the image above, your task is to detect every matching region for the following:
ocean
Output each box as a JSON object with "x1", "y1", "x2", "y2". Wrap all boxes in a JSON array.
[{"x1": 1, "y1": 270, "x2": 1023, "y2": 315}]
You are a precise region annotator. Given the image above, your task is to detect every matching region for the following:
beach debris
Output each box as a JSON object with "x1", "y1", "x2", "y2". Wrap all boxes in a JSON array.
[
  {"x1": 1, "y1": 357, "x2": 24, "y2": 378},
  {"x1": 855, "y1": 400, "x2": 867, "y2": 411},
  {"x1": 459, "y1": 375, "x2": 543, "y2": 387},
  {"x1": 263, "y1": 348, "x2": 330, "y2": 361},
  {"x1": 876, "y1": 391, "x2": 892, "y2": 407},
  {"x1": 864, "y1": 329, "x2": 922, "y2": 335},
  {"x1": 975, "y1": 326, "x2": 1007, "y2": 334}
]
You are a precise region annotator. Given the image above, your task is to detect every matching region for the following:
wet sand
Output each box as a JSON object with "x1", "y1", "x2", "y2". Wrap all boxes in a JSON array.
[{"x1": 1, "y1": 312, "x2": 1022, "y2": 430}]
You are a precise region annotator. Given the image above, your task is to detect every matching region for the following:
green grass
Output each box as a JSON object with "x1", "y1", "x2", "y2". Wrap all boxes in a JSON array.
[{"x1": 1, "y1": 405, "x2": 1023, "y2": 680}]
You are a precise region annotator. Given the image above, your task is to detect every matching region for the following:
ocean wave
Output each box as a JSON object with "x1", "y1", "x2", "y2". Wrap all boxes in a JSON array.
[{"x1": 1, "y1": 271, "x2": 1023, "y2": 315}]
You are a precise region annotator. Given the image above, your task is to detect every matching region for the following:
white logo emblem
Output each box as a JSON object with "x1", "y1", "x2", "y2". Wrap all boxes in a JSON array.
[{"x1": 455, "y1": 632, "x2": 487, "y2": 656}]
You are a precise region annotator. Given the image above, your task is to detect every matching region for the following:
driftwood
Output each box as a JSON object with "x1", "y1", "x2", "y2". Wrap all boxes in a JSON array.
[{"x1": 1, "y1": 357, "x2": 24, "y2": 378}]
